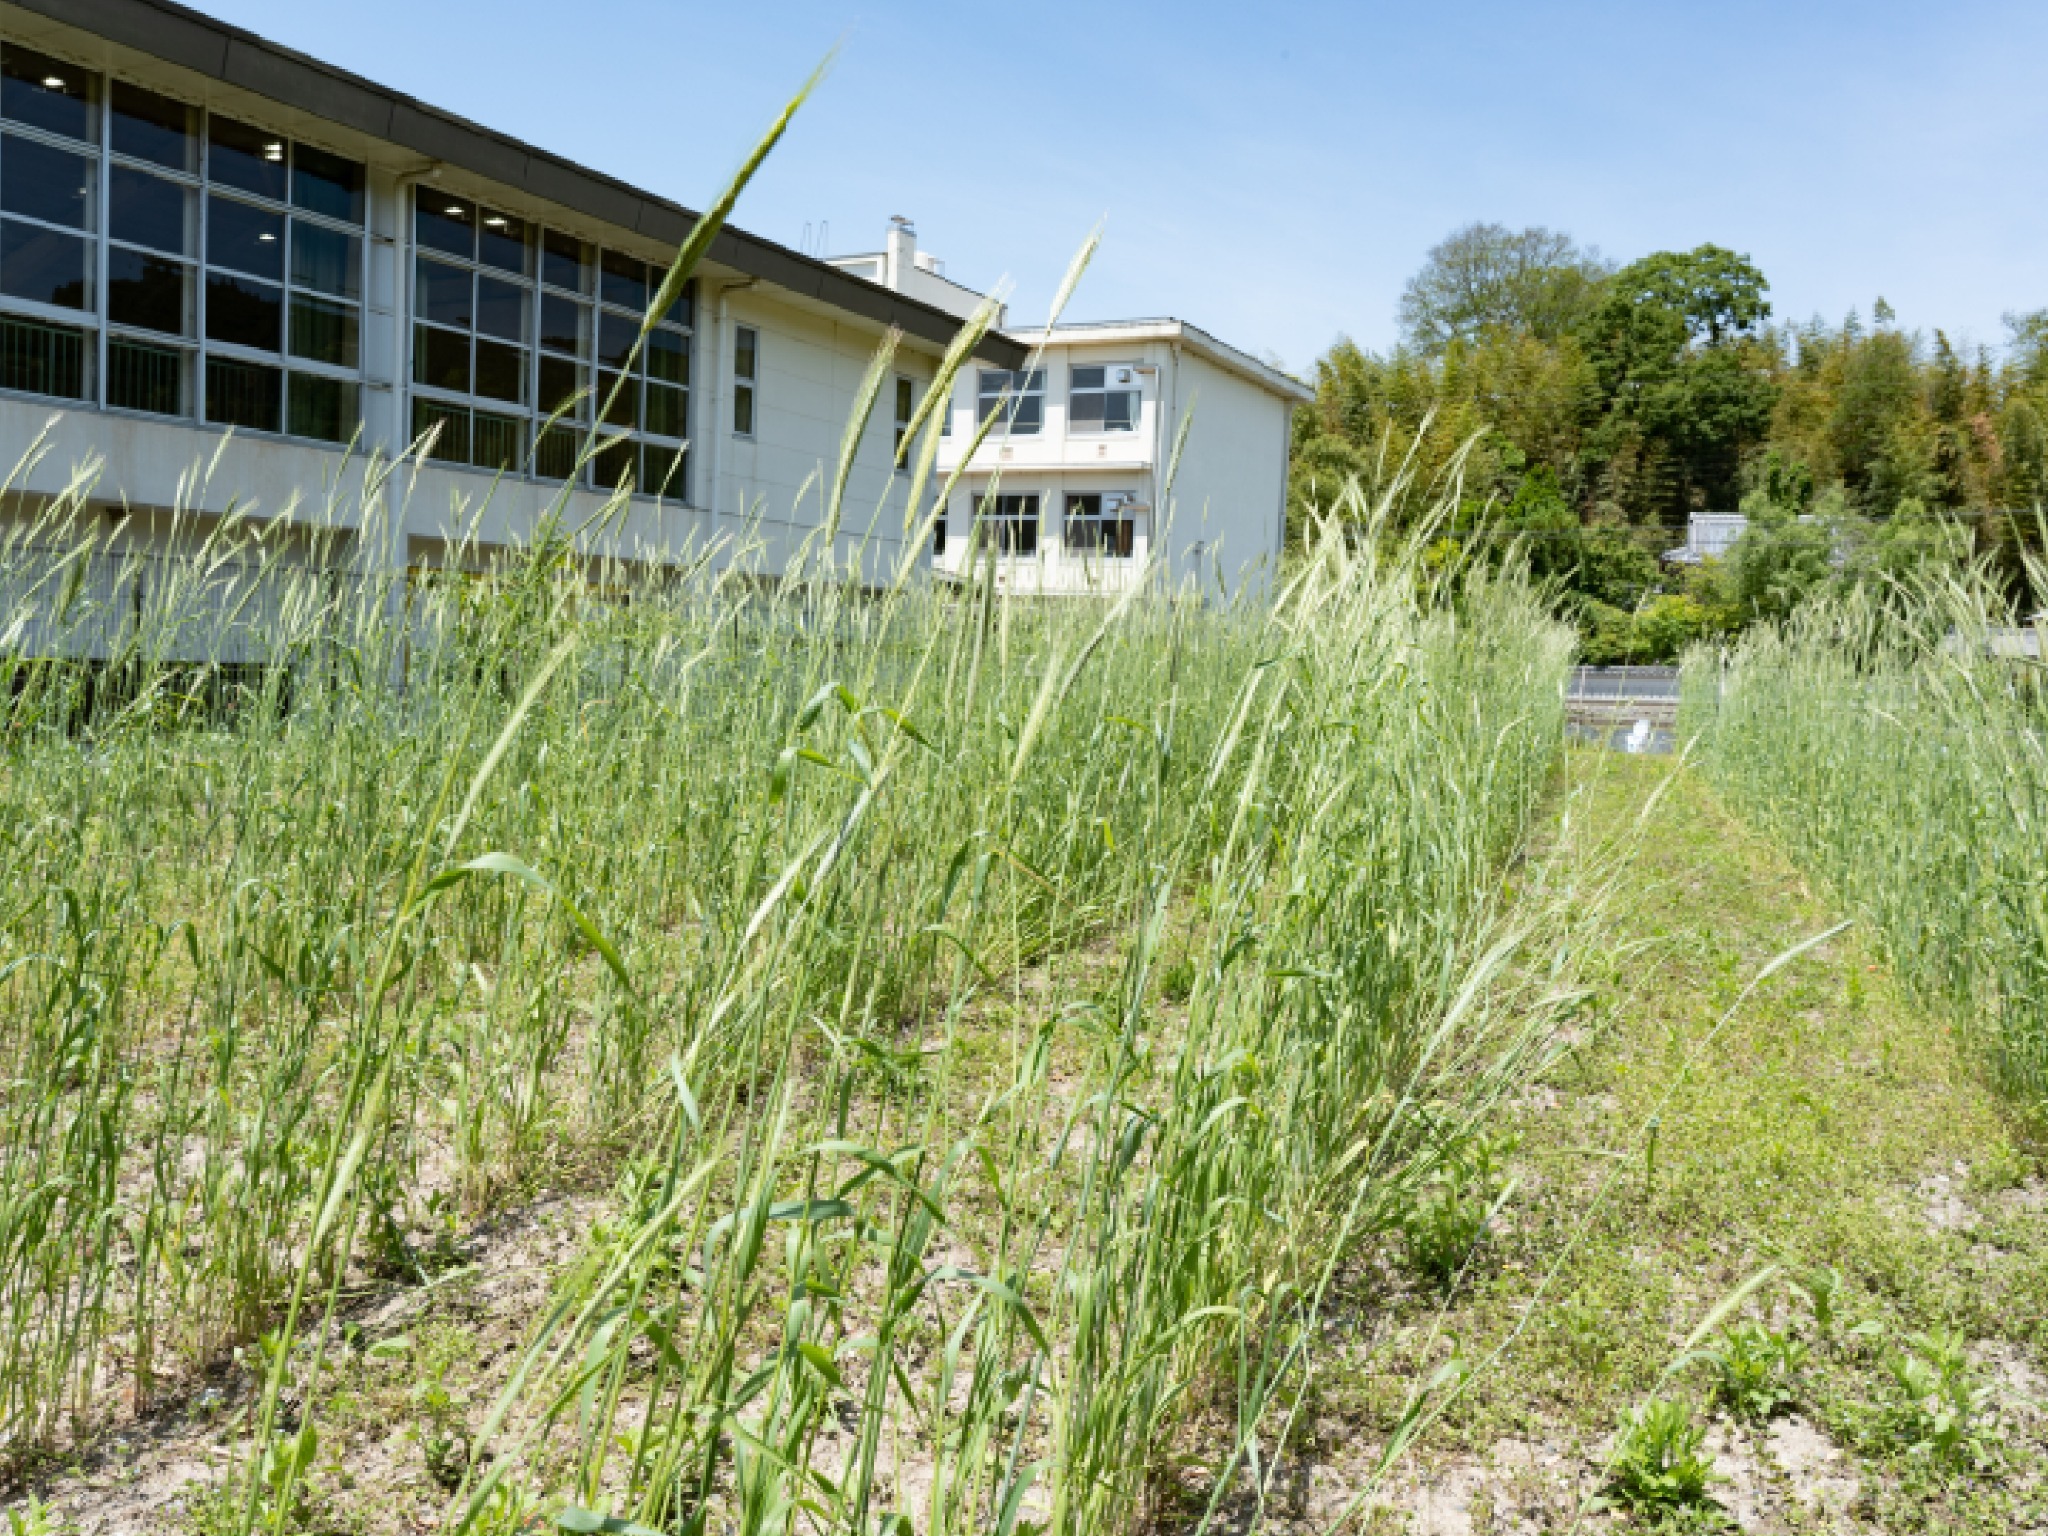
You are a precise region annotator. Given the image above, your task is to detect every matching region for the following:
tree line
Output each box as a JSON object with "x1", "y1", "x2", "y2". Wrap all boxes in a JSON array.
[{"x1": 1290, "y1": 223, "x2": 2048, "y2": 659}]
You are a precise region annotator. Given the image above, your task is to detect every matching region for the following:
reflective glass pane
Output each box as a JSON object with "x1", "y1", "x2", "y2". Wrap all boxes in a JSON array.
[
  {"x1": 1011, "y1": 395, "x2": 1042, "y2": 434},
  {"x1": 733, "y1": 383, "x2": 753, "y2": 436},
  {"x1": 1, "y1": 45, "x2": 97, "y2": 144},
  {"x1": 1069, "y1": 391, "x2": 1104, "y2": 428},
  {"x1": 539, "y1": 292, "x2": 587, "y2": 357},
  {"x1": 206, "y1": 355, "x2": 281, "y2": 431},
  {"x1": 646, "y1": 327, "x2": 687, "y2": 385},
  {"x1": 477, "y1": 209, "x2": 529, "y2": 276},
  {"x1": 600, "y1": 250, "x2": 646, "y2": 312},
  {"x1": 2, "y1": 134, "x2": 96, "y2": 230},
  {"x1": 594, "y1": 311, "x2": 639, "y2": 370},
  {"x1": 111, "y1": 81, "x2": 194, "y2": 171},
  {"x1": 0, "y1": 219, "x2": 91, "y2": 310},
  {"x1": 474, "y1": 274, "x2": 527, "y2": 343},
  {"x1": 108, "y1": 336, "x2": 185, "y2": 415},
  {"x1": 207, "y1": 196, "x2": 284, "y2": 280},
  {"x1": 591, "y1": 435, "x2": 635, "y2": 490},
  {"x1": 735, "y1": 327, "x2": 757, "y2": 381},
  {"x1": 474, "y1": 339, "x2": 526, "y2": 404},
  {"x1": 597, "y1": 369, "x2": 636, "y2": 428},
  {"x1": 0, "y1": 311, "x2": 88, "y2": 398},
  {"x1": 537, "y1": 353, "x2": 584, "y2": 416},
  {"x1": 108, "y1": 247, "x2": 191, "y2": 335},
  {"x1": 1104, "y1": 391, "x2": 1136, "y2": 431},
  {"x1": 291, "y1": 219, "x2": 361, "y2": 299},
  {"x1": 416, "y1": 194, "x2": 475, "y2": 259},
  {"x1": 111, "y1": 166, "x2": 191, "y2": 254},
  {"x1": 205, "y1": 273, "x2": 283, "y2": 351},
  {"x1": 291, "y1": 144, "x2": 363, "y2": 223},
  {"x1": 534, "y1": 423, "x2": 580, "y2": 481},
  {"x1": 288, "y1": 371, "x2": 358, "y2": 442},
  {"x1": 642, "y1": 442, "x2": 685, "y2": 497},
  {"x1": 472, "y1": 410, "x2": 523, "y2": 470},
  {"x1": 541, "y1": 228, "x2": 589, "y2": 293},
  {"x1": 209, "y1": 117, "x2": 288, "y2": 201},
  {"x1": 415, "y1": 257, "x2": 473, "y2": 328},
  {"x1": 412, "y1": 324, "x2": 470, "y2": 393},
  {"x1": 645, "y1": 381, "x2": 686, "y2": 439},
  {"x1": 411, "y1": 397, "x2": 469, "y2": 464},
  {"x1": 1071, "y1": 366, "x2": 1105, "y2": 390},
  {"x1": 661, "y1": 281, "x2": 693, "y2": 329},
  {"x1": 289, "y1": 293, "x2": 358, "y2": 367}
]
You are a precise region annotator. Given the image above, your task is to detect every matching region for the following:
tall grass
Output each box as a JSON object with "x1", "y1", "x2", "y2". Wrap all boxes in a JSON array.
[
  {"x1": 0, "y1": 81, "x2": 1584, "y2": 1528},
  {"x1": 1684, "y1": 570, "x2": 2048, "y2": 1131},
  {"x1": 0, "y1": 455, "x2": 1582, "y2": 1532}
]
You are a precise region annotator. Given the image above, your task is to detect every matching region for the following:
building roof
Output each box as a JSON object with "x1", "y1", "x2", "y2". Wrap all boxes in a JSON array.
[
  {"x1": 1022, "y1": 319, "x2": 1313, "y2": 403},
  {"x1": 14, "y1": 0, "x2": 1029, "y2": 369}
]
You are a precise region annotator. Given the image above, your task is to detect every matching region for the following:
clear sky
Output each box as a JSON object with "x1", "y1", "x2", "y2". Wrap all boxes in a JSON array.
[{"x1": 193, "y1": 0, "x2": 2048, "y2": 374}]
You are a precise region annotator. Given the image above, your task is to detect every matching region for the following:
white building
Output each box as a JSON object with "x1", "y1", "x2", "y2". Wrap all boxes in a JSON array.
[
  {"x1": 832, "y1": 223, "x2": 1310, "y2": 601},
  {"x1": 0, "y1": 0, "x2": 1304, "y2": 649}
]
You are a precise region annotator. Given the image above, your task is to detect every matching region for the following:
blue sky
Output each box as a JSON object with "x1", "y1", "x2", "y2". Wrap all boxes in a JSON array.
[{"x1": 200, "y1": 0, "x2": 2048, "y2": 373}]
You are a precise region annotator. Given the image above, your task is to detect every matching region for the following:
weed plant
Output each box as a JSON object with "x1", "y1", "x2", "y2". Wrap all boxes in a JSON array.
[
  {"x1": 0, "y1": 90, "x2": 1583, "y2": 1535},
  {"x1": 1685, "y1": 571, "x2": 2048, "y2": 1132}
]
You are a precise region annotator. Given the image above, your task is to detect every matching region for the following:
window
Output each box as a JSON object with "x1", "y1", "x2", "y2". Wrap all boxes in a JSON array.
[
  {"x1": 1069, "y1": 364, "x2": 1139, "y2": 432},
  {"x1": 973, "y1": 492, "x2": 1039, "y2": 556},
  {"x1": 1064, "y1": 492, "x2": 1137, "y2": 558},
  {"x1": 196, "y1": 119, "x2": 363, "y2": 438},
  {"x1": 977, "y1": 368, "x2": 1043, "y2": 435},
  {"x1": 0, "y1": 49, "x2": 364, "y2": 433},
  {"x1": 893, "y1": 376, "x2": 914, "y2": 466},
  {"x1": 407, "y1": 191, "x2": 691, "y2": 495},
  {"x1": 733, "y1": 324, "x2": 756, "y2": 436}
]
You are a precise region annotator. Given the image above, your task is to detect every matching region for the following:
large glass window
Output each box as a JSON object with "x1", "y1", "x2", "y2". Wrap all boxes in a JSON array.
[
  {"x1": 0, "y1": 47, "x2": 365, "y2": 435},
  {"x1": 1063, "y1": 491, "x2": 1137, "y2": 557},
  {"x1": 408, "y1": 190, "x2": 691, "y2": 496},
  {"x1": 977, "y1": 367, "x2": 1043, "y2": 436},
  {"x1": 1068, "y1": 364, "x2": 1139, "y2": 432},
  {"x1": 194, "y1": 117, "x2": 364, "y2": 438},
  {"x1": 973, "y1": 492, "x2": 1040, "y2": 556}
]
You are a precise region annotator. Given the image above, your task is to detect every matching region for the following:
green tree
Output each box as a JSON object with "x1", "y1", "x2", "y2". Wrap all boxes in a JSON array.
[
  {"x1": 1578, "y1": 246, "x2": 1778, "y2": 525},
  {"x1": 1398, "y1": 223, "x2": 1612, "y2": 353}
]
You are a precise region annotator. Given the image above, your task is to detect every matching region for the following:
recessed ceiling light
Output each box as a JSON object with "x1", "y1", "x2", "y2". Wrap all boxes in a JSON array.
[
  {"x1": 445, "y1": 205, "x2": 465, "y2": 216},
  {"x1": 264, "y1": 144, "x2": 284, "y2": 160},
  {"x1": 485, "y1": 217, "x2": 507, "y2": 228},
  {"x1": 41, "y1": 75, "x2": 66, "y2": 89},
  {"x1": 258, "y1": 232, "x2": 276, "y2": 241}
]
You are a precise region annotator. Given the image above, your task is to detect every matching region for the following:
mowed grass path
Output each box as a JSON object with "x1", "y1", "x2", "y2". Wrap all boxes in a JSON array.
[{"x1": 1332, "y1": 752, "x2": 2048, "y2": 1535}]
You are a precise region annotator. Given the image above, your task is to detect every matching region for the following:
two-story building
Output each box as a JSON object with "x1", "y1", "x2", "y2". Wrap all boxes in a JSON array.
[{"x1": 831, "y1": 223, "x2": 1310, "y2": 602}]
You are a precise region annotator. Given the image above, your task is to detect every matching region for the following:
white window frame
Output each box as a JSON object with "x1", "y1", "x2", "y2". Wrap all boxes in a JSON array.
[
  {"x1": 892, "y1": 374, "x2": 914, "y2": 469},
  {"x1": 976, "y1": 367, "x2": 1043, "y2": 437},
  {"x1": 1067, "y1": 362, "x2": 1141, "y2": 434},
  {"x1": 733, "y1": 323, "x2": 757, "y2": 438}
]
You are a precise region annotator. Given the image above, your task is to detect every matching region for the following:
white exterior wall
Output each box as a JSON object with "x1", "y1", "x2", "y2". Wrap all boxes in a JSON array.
[
  {"x1": 708, "y1": 290, "x2": 936, "y2": 581},
  {"x1": 1157, "y1": 349, "x2": 1294, "y2": 602}
]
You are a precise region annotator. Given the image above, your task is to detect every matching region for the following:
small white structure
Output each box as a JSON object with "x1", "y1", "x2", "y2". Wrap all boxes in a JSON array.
[
  {"x1": 834, "y1": 223, "x2": 1311, "y2": 601},
  {"x1": 1665, "y1": 512, "x2": 1747, "y2": 564}
]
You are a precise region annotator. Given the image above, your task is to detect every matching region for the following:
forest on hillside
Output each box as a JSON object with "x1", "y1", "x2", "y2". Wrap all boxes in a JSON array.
[{"x1": 1290, "y1": 225, "x2": 2048, "y2": 659}]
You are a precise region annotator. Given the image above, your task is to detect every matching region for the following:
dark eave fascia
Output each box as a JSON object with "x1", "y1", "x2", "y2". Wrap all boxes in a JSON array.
[{"x1": 16, "y1": 0, "x2": 1028, "y2": 369}]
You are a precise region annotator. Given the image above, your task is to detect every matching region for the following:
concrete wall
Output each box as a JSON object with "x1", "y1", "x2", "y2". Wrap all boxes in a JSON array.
[{"x1": 1157, "y1": 347, "x2": 1292, "y2": 603}]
